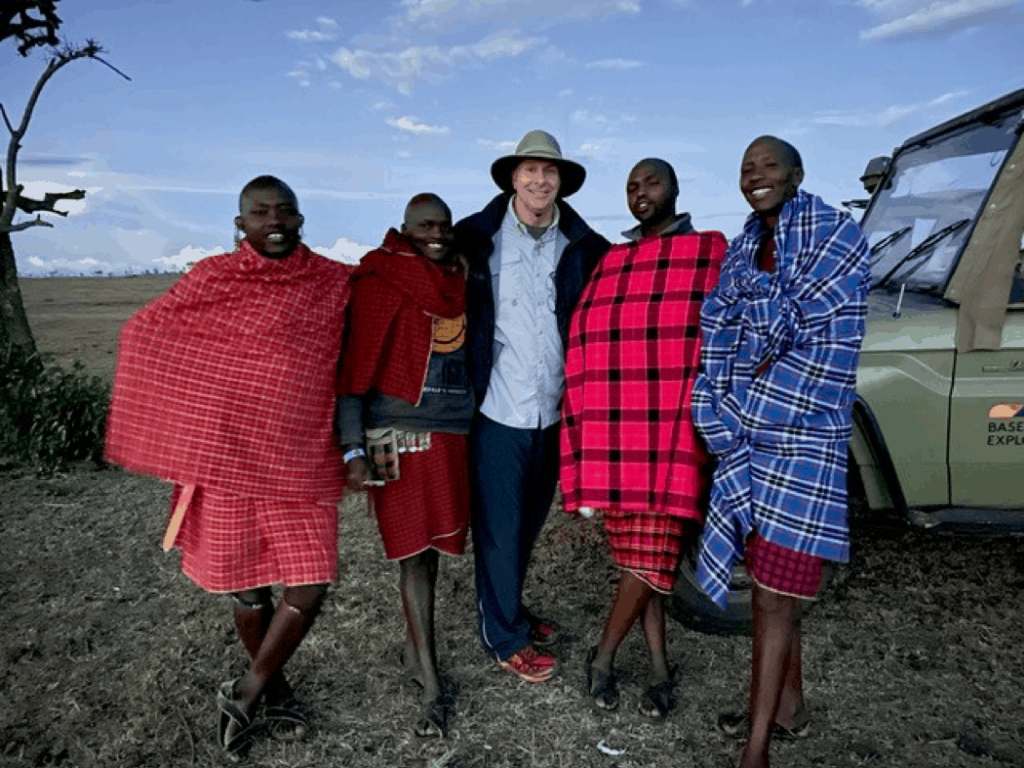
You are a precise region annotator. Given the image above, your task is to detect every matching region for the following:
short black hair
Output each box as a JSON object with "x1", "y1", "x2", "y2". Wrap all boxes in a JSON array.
[
  {"x1": 238, "y1": 175, "x2": 298, "y2": 212},
  {"x1": 747, "y1": 136, "x2": 803, "y2": 170},
  {"x1": 631, "y1": 157, "x2": 679, "y2": 195},
  {"x1": 404, "y1": 192, "x2": 451, "y2": 222}
]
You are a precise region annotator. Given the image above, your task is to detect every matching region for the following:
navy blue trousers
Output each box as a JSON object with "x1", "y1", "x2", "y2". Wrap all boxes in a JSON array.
[{"x1": 470, "y1": 414, "x2": 560, "y2": 660}]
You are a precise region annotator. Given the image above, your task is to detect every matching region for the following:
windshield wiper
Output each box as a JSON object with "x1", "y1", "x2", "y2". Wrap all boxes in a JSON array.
[
  {"x1": 867, "y1": 225, "x2": 912, "y2": 268},
  {"x1": 871, "y1": 218, "x2": 971, "y2": 290}
]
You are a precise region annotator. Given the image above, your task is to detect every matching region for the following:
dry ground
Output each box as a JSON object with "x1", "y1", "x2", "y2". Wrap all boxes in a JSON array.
[{"x1": 2, "y1": 276, "x2": 1022, "y2": 768}]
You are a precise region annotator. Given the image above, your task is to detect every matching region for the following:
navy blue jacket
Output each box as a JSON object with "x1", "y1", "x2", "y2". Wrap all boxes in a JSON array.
[{"x1": 455, "y1": 192, "x2": 610, "y2": 405}]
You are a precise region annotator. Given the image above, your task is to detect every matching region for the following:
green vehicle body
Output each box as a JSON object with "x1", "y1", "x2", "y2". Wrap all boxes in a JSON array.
[{"x1": 674, "y1": 89, "x2": 1024, "y2": 633}]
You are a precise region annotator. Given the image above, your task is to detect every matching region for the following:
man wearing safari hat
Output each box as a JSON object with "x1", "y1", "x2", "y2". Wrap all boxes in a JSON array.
[{"x1": 456, "y1": 130, "x2": 609, "y2": 682}]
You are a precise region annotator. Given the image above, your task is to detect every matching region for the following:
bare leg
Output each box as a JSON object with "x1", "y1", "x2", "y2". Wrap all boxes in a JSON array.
[
  {"x1": 399, "y1": 550, "x2": 442, "y2": 704},
  {"x1": 592, "y1": 571, "x2": 654, "y2": 675},
  {"x1": 740, "y1": 585, "x2": 800, "y2": 768},
  {"x1": 640, "y1": 593, "x2": 670, "y2": 684},
  {"x1": 232, "y1": 583, "x2": 327, "y2": 717},
  {"x1": 232, "y1": 588, "x2": 291, "y2": 703}
]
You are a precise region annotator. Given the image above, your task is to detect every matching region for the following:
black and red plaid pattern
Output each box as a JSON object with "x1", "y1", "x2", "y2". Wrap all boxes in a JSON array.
[
  {"x1": 603, "y1": 508, "x2": 688, "y2": 593},
  {"x1": 369, "y1": 433, "x2": 470, "y2": 560},
  {"x1": 561, "y1": 232, "x2": 726, "y2": 518},
  {"x1": 745, "y1": 532, "x2": 823, "y2": 600},
  {"x1": 171, "y1": 484, "x2": 338, "y2": 593}
]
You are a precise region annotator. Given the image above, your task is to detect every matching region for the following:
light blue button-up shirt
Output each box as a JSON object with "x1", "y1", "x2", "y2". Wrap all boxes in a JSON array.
[{"x1": 479, "y1": 197, "x2": 568, "y2": 429}]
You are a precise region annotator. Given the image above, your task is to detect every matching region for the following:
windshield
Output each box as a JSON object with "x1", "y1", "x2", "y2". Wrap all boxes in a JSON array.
[{"x1": 860, "y1": 112, "x2": 1020, "y2": 293}]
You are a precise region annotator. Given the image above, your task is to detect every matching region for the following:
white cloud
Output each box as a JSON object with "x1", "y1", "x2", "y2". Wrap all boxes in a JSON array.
[
  {"x1": 571, "y1": 109, "x2": 637, "y2": 131},
  {"x1": 586, "y1": 58, "x2": 644, "y2": 70},
  {"x1": 386, "y1": 116, "x2": 450, "y2": 135},
  {"x1": 396, "y1": 0, "x2": 641, "y2": 31},
  {"x1": 313, "y1": 236, "x2": 374, "y2": 265},
  {"x1": 286, "y1": 16, "x2": 339, "y2": 43},
  {"x1": 331, "y1": 32, "x2": 543, "y2": 93},
  {"x1": 24, "y1": 255, "x2": 108, "y2": 274},
  {"x1": 477, "y1": 138, "x2": 517, "y2": 151},
  {"x1": 812, "y1": 90, "x2": 969, "y2": 127},
  {"x1": 153, "y1": 244, "x2": 224, "y2": 271},
  {"x1": 858, "y1": 0, "x2": 1018, "y2": 41}
]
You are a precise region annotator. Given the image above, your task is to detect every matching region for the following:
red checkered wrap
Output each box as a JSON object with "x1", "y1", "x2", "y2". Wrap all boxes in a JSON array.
[
  {"x1": 561, "y1": 232, "x2": 726, "y2": 518},
  {"x1": 745, "y1": 532, "x2": 823, "y2": 599},
  {"x1": 369, "y1": 433, "x2": 469, "y2": 560},
  {"x1": 105, "y1": 241, "x2": 352, "y2": 502},
  {"x1": 171, "y1": 484, "x2": 338, "y2": 592},
  {"x1": 602, "y1": 508, "x2": 689, "y2": 593},
  {"x1": 337, "y1": 229, "x2": 465, "y2": 404}
]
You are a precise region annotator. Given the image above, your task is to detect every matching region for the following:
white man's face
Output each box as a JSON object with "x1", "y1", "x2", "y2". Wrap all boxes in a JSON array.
[{"x1": 512, "y1": 160, "x2": 560, "y2": 216}]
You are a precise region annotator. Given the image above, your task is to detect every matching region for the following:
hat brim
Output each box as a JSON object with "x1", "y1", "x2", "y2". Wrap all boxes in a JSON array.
[{"x1": 490, "y1": 155, "x2": 586, "y2": 198}]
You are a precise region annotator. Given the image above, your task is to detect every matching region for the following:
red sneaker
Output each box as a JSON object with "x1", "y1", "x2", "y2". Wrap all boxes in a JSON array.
[
  {"x1": 529, "y1": 618, "x2": 559, "y2": 647},
  {"x1": 497, "y1": 645, "x2": 556, "y2": 683}
]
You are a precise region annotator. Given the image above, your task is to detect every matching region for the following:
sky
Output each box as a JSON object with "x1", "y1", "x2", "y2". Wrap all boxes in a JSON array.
[{"x1": 2, "y1": 0, "x2": 1023, "y2": 275}]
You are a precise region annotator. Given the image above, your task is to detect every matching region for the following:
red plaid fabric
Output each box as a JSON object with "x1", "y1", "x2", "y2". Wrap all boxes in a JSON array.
[
  {"x1": 561, "y1": 232, "x2": 726, "y2": 518},
  {"x1": 171, "y1": 484, "x2": 338, "y2": 592},
  {"x1": 337, "y1": 229, "x2": 465, "y2": 404},
  {"x1": 603, "y1": 509, "x2": 688, "y2": 593},
  {"x1": 745, "y1": 533, "x2": 823, "y2": 599},
  {"x1": 369, "y1": 433, "x2": 469, "y2": 560},
  {"x1": 105, "y1": 241, "x2": 352, "y2": 502}
]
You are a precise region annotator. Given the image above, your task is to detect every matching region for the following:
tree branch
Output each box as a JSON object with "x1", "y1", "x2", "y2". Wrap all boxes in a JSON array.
[
  {"x1": 0, "y1": 103, "x2": 12, "y2": 134},
  {"x1": 1, "y1": 214, "x2": 55, "y2": 233},
  {"x1": 16, "y1": 188, "x2": 85, "y2": 216}
]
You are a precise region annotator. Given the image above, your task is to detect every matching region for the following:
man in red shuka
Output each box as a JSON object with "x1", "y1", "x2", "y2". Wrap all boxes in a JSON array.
[{"x1": 105, "y1": 176, "x2": 353, "y2": 759}]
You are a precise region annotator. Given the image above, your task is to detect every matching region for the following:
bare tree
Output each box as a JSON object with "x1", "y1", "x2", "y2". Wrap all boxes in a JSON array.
[
  {"x1": 1, "y1": 1, "x2": 62, "y2": 56},
  {"x1": 0, "y1": 14, "x2": 130, "y2": 357}
]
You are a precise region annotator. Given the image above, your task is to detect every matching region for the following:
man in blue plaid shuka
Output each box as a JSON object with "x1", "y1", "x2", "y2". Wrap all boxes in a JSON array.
[{"x1": 691, "y1": 136, "x2": 869, "y2": 768}]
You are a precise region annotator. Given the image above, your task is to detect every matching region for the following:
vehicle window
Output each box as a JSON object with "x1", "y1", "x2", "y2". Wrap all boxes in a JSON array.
[
  {"x1": 861, "y1": 113, "x2": 1019, "y2": 294},
  {"x1": 1010, "y1": 243, "x2": 1024, "y2": 307}
]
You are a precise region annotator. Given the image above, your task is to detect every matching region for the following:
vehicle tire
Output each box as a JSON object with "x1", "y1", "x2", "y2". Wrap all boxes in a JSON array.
[
  {"x1": 669, "y1": 541, "x2": 834, "y2": 636},
  {"x1": 669, "y1": 540, "x2": 755, "y2": 635}
]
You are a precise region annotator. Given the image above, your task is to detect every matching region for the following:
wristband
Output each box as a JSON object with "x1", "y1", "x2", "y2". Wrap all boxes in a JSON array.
[{"x1": 343, "y1": 447, "x2": 366, "y2": 463}]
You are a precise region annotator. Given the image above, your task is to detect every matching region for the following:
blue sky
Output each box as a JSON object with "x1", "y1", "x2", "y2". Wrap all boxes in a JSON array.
[{"x1": 3, "y1": 0, "x2": 1022, "y2": 275}]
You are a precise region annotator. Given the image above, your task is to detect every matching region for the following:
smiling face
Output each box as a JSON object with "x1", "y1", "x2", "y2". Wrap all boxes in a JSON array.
[
  {"x1": 511, "y1": 159, "x2": 561, "y2": 223},
  {"x1": 234, "y1": 184, "x2": 303, "y2": 258},
  {"x1": 402, "y1": 198, "x2": 453, "y2": 262},
  {"x1": 626, "y1": 160, "x2": 678, "y2": 235},
  {"x1": 739, "y1": 139, "x2": 804, "y2": 227}
]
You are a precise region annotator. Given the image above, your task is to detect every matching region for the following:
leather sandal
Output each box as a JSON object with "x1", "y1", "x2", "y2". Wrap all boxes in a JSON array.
[
  {"x1": 717, "y1": 710, "x2": 812, "y2": 741},
  {"x1": 585, "y1": 646, "x2": 619, "y2": 711},
  {"x1": 413, "y1": 695, "x2": 447, "y2": 738},
  {"x1": 264, "y1": 696, "x2": 308, "y2": 741},
  {"x1": 638, "y1": 679, "x2": 675, "y2": 720},
  {"x1": 216, "y1": 680, "x2": 261, "y2": 761}
]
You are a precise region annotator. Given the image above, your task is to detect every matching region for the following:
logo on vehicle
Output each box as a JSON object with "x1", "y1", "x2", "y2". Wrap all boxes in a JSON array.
[{"x1": 988, "y1": 403, "x2": 1024, "y2": 419}]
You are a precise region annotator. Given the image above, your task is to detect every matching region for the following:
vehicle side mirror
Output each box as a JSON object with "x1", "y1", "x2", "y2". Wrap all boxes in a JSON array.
[{"x1": 860, "y1": 156, "x2": 891, "y2": 195}]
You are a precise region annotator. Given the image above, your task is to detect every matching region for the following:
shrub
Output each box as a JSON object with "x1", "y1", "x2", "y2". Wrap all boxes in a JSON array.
[{"x1": 0, "y1": 344, "x2": 109, "y2": 472}]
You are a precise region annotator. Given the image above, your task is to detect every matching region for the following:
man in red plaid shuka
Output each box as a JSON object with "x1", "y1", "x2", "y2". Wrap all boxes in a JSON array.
[
  {"x1": 336, "y1": 194, "x2": 473, "y2": 738},
  {"x1": 105, "y1": 176, "x2": 352, "y2": 759},
  {"x1": 562, "y1": 159, "x2": 725, "y2": 718}
]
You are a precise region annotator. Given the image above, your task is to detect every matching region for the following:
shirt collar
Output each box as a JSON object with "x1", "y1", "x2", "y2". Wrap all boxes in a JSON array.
[
  {"x1": 621, "y1": 212, "x2": 693, "y2": 242},
  {"x1": 508, "y1": 195, "x2": 560, "y2": 237}
]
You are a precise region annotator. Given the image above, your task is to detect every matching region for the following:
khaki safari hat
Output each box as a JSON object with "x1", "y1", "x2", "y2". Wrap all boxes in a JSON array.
[{"x1": 490, "y1": 129, "x2": 586, "y2": 198}]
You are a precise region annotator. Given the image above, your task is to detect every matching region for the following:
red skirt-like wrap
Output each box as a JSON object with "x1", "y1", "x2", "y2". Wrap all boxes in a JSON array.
[
  {"x1": 745, "y1": 533, "x2": 824, "y2": 600},
  {"x1": 369, "y1": 432, "x2": 469, "y2": 560},
  {"x1": 169, "y1": 484, "x2": 339, "y2": 593},
  {"x1": 603, "y1": 508, "x2": 689, "y2": 594}
]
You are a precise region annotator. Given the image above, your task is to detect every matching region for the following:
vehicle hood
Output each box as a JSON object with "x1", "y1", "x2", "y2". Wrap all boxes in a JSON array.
[{"x1": 861, "y1": 290, "x2": 957, "y2": 353}]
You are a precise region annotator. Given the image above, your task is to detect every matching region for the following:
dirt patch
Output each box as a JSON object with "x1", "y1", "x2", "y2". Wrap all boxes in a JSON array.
[{"x1": 1, "y1": 465, "x2": 1022, "y2": 768}]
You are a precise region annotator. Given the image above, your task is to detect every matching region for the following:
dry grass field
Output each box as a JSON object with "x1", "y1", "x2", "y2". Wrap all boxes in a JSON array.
[{"x1": 2, "y1": 276, "x2": 1022, "y2": 767}]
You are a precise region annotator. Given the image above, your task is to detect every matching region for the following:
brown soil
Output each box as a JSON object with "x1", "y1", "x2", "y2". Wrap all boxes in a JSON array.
[{"x1": 2, "y1": 277, "x2": 1021, "y2": 768}]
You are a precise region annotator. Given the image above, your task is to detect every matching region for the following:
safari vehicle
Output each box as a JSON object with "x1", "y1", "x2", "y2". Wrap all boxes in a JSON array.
[{"x1": 674, "y1": 88, "x2": 1024, "y2": 633}]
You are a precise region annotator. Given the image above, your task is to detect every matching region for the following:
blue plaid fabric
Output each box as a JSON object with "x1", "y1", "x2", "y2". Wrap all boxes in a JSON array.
[{"x1": 691, "y1": 190, "x2": 869, "y2": 608}]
